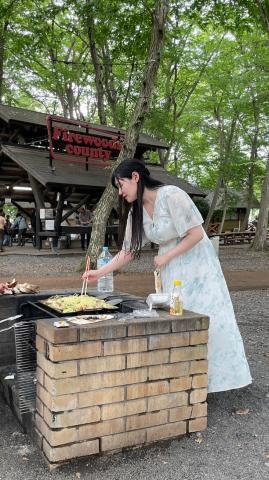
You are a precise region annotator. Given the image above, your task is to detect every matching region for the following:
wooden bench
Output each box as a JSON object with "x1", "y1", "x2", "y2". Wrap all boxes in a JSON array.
[{"x1": 219, "y1": 231, "x2": 255, "y2": 245}]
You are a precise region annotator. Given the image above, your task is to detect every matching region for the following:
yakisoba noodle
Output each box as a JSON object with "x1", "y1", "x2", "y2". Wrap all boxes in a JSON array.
[{"x1": 42, "y1": 295, "x2": 116, "y2": 313}]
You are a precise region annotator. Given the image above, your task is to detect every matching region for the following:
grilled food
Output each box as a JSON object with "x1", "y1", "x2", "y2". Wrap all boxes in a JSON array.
[
  {"x1": 41, "y1": 295, "x2": 117, "y2": 313},
  {"x1": 0, "y1": 279, "x2": 39, "y2": 295}
]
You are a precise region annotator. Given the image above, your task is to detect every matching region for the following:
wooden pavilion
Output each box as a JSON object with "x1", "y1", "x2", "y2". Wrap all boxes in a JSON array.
[
  {"x1": 205, "y1": 189, "x2": 260, "y2": 234},
  {"x1": 0, "y1": 104, "x2": 205, "y2": 249}
]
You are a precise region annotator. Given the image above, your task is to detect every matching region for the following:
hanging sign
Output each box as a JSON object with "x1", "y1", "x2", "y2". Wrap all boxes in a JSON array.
[
  {"x1": 52, "y1": 127, "x2": 122, "y2": 162},
  {"x1": 47, "y1": 115, "x2": 124, "y2": 169}
]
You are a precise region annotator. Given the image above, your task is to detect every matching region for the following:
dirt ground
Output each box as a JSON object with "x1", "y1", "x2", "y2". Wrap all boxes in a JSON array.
[
  {"x1": 2, "y1": 270, "x2": 269, "y2": 296},
  {"x1": 1, "y1": 244, "x2": 269, "y2": 294}
]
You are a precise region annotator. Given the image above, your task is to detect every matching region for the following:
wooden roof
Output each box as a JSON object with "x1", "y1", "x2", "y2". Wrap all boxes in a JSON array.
[
  {"x1": 205, "y1": 189, "x2": 260, "y2": 209},
  {"x1": 0, "y1": 104, "x2": 169, "y2": 150},
  {"x1": 1, "y1": 145, "x2": 205, "y2": 197}
]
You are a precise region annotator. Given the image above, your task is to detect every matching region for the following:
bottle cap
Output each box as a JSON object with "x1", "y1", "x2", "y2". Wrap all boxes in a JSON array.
[
  {"x1": 103, "y1": 246, "x2": 108, "y2": 251},
  {"x1": 173, "y1": 280, "x2": 182, "y2": 286}
]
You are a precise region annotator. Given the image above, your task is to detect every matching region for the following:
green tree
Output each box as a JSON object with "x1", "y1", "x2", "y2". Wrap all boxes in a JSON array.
[{"x1": 84, "y1": 0, "x2": 170, "y2": 267}]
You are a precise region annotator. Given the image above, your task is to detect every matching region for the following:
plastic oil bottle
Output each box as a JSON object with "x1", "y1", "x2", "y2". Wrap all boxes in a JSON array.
[
  {"x1": 170, "y1": 280, "x2": 183, "y2": 315},
  {"x1": 97, "y1": 246, "x2": 114, "y2": 292}
]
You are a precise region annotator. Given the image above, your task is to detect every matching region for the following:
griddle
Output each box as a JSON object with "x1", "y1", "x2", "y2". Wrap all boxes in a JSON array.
[{"x1": 34, "y1": 296, "x2": 119, "y2": 318}]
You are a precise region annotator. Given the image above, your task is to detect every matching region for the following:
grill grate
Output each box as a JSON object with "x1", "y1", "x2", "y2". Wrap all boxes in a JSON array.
[{"x1": 14, "y1": 321, "x2": 37, "y2": 415}]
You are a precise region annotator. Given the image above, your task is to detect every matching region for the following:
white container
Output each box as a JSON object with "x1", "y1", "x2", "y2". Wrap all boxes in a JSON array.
[
  {"x1": 45, "y1": 219, "x2": 55, "y2": 231},
  {"x1": 97, "y1": 246, "x2": 114, "y2": 292},
  {"x1": 146, "y1": 293, "x2": 170, "y2": 311}
]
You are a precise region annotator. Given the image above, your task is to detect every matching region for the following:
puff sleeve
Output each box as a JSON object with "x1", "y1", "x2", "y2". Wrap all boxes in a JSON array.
[{"x1": 166, "y1": 187, "x2": 204, "y2": 238}]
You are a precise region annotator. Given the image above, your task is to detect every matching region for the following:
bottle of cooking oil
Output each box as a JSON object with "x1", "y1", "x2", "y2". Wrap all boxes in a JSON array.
[{"x1": 170, "y1": 280, "x2": 183, "y2": 315}]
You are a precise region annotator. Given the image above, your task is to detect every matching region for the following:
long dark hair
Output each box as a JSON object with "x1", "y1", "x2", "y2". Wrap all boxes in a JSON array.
[{"x1": 111, "y1": 159, "x2": 163, "y2": 257}]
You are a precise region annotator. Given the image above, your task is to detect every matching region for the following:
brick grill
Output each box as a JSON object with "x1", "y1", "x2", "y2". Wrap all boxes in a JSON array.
[{"x1": 35, "y1": 310, "x2": 209, "y2": 465}]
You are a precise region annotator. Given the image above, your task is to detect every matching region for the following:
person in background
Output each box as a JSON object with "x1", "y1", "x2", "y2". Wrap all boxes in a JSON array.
[
  {"x1": 78, "y1": 206, "x2": 92, "y2": 250},
  {"x1": 3, "y1": 214, "x2": 12, "y2": 247},
  {"x1": 0, "y1": 210, "x2": 6, "y2": 252},
  {"x1": 30, "y1": 209, "x2": 37, "y2": 246},
  {"x1": 12, "y1": 212, "x2": 28, "y2": 246},
  {"x1": 83, "y1": 159, "x2": 252, "y2": 394},
  {"x1": 105, "y1": 208, "x2": 120, "y2": 248}
]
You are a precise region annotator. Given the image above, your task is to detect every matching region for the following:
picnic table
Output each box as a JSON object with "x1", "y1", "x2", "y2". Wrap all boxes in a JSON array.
[
  {"x1": 37, "y1": 225, "x2": 119, "y2": 250},
  {"x1": 217, "y1": 231, "x2": 256, "y2": 245}
]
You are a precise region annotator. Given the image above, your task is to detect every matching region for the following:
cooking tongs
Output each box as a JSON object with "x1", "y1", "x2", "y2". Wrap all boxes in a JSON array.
[{"x1": 81, "y1": 256, "x2": 90, "y2": 296}]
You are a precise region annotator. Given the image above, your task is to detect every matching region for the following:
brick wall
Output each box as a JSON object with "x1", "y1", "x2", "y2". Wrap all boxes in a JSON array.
[{"x1": 35, "y1": 311, "x2": 209, "y2": 465}]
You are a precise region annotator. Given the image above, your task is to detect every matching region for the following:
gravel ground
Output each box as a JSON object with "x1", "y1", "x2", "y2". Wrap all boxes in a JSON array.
[
  {"x1": 0, "y1": 250, "x2": 155, "y2": 277},
  {"x1": 219, "y1": 245, "x2": 269, "y2": 271},
  {"x1": 1, "y1": 244, "x2": 269, "y2": 277},
  {"x1": 0, "y1": 288, "x2": 268, "y2": 480}
]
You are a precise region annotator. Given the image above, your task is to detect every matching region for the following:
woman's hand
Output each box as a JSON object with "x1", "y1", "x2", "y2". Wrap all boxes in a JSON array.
[
  {"x1": 154, "y1": 253, "x2": 170, "y2": 269},
  {"x1": 82, "y1": 270, "x2": 100, "y2": 282}
]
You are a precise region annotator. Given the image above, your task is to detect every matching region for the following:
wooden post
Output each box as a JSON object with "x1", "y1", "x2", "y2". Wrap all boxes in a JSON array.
[
  {"x1": 28, "y1": 175, "x2": 45, "y2": 250},
  {"x1": 53, "y1": 191, "x2": 65, "y2": 247}
]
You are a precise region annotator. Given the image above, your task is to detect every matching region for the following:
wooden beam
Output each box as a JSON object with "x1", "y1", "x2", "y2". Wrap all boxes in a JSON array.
[
  {"x1": 11, "y1": 200, "x2": 31, "y2": 219},
  {"x1": 10, "y1": 178, "x2": 27, "y2": 188},
  {"x1": 27, "y1": 174, "x2": 46, "y2": 250},
  {"x1": 50, "y1": 191, "x2": 64, "y2": 247},
  {"x1": 54, "y1": 191, "x2": 64, "y2": 234},
  {"x1": 61, "y1": 193, "x2": 91, "y2": 221},
  {"x1": 28, "y1": 174, "x2": 45, "y2": 210}
]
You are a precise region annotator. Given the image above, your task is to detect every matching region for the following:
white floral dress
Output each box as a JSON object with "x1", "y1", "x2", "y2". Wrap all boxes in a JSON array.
[{"x1": 123, "y1": 185, "x2": 252, "y2": 393}]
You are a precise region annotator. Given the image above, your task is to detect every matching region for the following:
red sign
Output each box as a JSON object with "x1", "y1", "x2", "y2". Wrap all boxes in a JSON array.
[{"x1": 47, "y1": 115, "x2": 124, "y2": 169}]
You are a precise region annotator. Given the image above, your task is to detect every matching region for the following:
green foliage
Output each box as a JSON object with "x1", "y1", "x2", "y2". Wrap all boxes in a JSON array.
[
  {"x1": 3, "y1": 204, "x2": 17, "y2": 220},
  {"x1": 1, "y1": 0, "x2": 269, "y2": 202}
]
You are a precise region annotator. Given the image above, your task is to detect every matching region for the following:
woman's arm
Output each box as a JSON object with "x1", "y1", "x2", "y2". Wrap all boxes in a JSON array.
[
  {"x1": 83, "y1": 249, "x2": 133, "y2": 281},
  {"x1": 154, "y1": 225, "x2": 204, "y2": 269}
]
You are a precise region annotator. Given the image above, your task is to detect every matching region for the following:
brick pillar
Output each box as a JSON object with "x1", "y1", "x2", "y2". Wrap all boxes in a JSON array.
[{"x1": 35, "y1": 311, "x2": 209, "y2": 466}]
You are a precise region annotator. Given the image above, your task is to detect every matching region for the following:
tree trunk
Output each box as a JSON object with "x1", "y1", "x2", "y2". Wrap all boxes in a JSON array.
[
  {"x1": 204, "y1": 175, "x2": 223, "y2": 232},
  {"x1": 82, "y1": 0, "x2": 170, "y2": 270},
  {"x1": 251, "y1": 155, "x2": 269, "y2": 251},
  {"x1": 66, "y1": 85, "x2": 76, "y2": 119},
  {"x1": 241, "y1": 96, "x2": 259, "y2": 231},
  {"x1": 204, "y1": 113, "x2": 237, "y2": 231},
  {"x1": 255, "y1": 1, "x2": 269, "y2": 34},
  {"x1": 218, "y1": 188, "x2": 227, "y2": 234},
  {"x1": 58, "y1": 94, "x2": 68, "y2": 118},
  {"x1": 86, "y1": 0, "x2": 107, "y2": 125},
  {"x1": 122, "y1": 58, "x2": 135, "y2": 126},
  {"x1": 173, "y1": 145, "x2": 178, "y2": 176},
  {"x1": 241, "y1": 152, "x2": 256, "y2": 231},
  {"x1": 0, "y1": 31, "x2": 4, "y2": 103},
  {"x1": 0, "y1": 21, "x2": 8, "y2": 103},
  {"x1": 0, "y1": 1, "x2": 18, "y2": 101},
  {"x1": 158, "y1": 148, "x2": 167, "y2": 167},
  {"x1": 102, "y1": 41, "x2": 119, "y2": 126}
]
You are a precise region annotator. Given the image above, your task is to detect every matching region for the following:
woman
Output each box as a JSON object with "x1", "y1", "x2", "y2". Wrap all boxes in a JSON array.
[
  {"x1": 3, "y1": 214, "x2": 12, "y2": 247},
  {"x1": 12, "y1": 213, "x2": 27, "y2": 246},
  {"x1": 83, "y1": 159, "x2": 252, "y2": 393}
]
